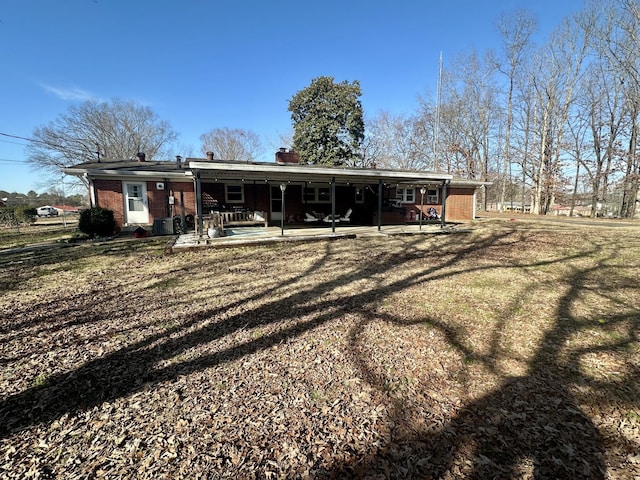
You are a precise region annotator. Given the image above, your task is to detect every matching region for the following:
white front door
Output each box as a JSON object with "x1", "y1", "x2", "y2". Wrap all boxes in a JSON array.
[
  {"x1": 270, "y1": 185, "x2": 283, "y2": 221},
  {"x1": 123, "y1": 182, "x2": 149, "y2": 224}
]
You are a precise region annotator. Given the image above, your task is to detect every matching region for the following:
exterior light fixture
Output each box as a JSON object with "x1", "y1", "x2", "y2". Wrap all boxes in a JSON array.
[
  {"x1": 280, "y1": 183, "x2": 287, "y2": 236},
  {"x1": 419, "y1": 187, "x2": 427, "y2": 230}
]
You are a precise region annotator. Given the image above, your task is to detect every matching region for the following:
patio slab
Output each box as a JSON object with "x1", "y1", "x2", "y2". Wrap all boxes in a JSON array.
[{"x1": 166, "y1": 224, "x2": 448, "y2": 252}]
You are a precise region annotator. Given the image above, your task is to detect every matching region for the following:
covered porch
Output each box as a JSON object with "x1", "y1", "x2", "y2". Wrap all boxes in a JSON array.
[{"x1": 186, "y1": 158, "x2": 454, "y2": 239}]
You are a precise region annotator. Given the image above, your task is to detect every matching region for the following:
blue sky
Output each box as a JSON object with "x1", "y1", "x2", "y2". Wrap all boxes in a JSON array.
[{"x1": 0, "y1": 0, "x2": 585, "y2": 194}]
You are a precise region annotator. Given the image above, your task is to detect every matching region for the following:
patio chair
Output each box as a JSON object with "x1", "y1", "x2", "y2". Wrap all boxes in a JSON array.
[
  {"x1": 304, "y1": 212, "x2": 319, "y2": 223},
  {"x1": 339, "y1": 208, "x2": 352, "y2": 223},
  {"x1": 322, "y1": 213, "x2": 340, "y2": 224}
]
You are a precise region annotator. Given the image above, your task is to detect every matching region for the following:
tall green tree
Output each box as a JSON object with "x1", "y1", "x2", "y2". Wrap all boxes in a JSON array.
[{"x1": 288, "y1": 76, "x2": 364, "y2": 166}]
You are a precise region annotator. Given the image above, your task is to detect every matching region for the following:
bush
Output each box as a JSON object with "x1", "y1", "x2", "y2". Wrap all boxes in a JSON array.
[
  {"x1": 0, "y1": 207, "x2": 18, "y2": 228},
  {"x1": 0, "y1": 206, "x2": 36, "y2": 227},
  {"x1": 15, "y1": 206, "x2": 37, "y2": 224},
  {"x1": 78, "y1": 207, "x2": 116, "y2": 237}
]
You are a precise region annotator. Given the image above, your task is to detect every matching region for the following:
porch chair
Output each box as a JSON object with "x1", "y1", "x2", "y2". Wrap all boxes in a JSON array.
[
  {"x1": 304, "y1": 212, "x2": 319, "y2": 223},
  {"x1": 339, "y1": 208, "x2": 352, "y2": 223},
  {"x1": 322, "y1": 213, "x2": 340, "y2": 224}
]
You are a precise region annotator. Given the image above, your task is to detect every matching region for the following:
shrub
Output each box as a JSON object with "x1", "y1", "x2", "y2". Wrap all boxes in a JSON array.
[
  {"x1": 78, "y1": 207, "x2": 116, "y2": 237},
  {"x1": 15, "y1": 206, "x2": 37, "y2": 224},
  {"x1": 0, "y1": 206, "x2": 36, "y2": 227}
]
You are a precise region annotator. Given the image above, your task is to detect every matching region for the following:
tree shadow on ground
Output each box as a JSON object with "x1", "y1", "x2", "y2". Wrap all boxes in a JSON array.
[
  {"x1": 0, "y1": 230, "x2": 507, "y2": 438},
  {"x1": 326, "y1": 244, "x2": 639, "y2": 479},
  {"x1": 1, "y1": 227, "x2": 634, "y2": 478}
]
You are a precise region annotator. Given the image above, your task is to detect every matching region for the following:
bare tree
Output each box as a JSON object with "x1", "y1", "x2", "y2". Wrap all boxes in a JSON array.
[
  {"x1": 365, "y1": 111, "x2": 428, "y2": 170},
  {"x1": 572, "y1": 58, "x2": 626, "y2": 217},
  {"x1": 598, "y1": 0, "x2": 640, "y2": 217},
  {"x1": 495, "y1": 9, "x2": 538, "y2": 210},
  {"x1": 199, "y1": 127, "x2": 263, "y2": 161},
  {"x1": 437, "y1": 50, "x2": 502, "y2": 209},
  {"x1": 27, "y1": 98, "x2": 178, "y2": 186},
  {"x1": 525, "y1": 10, "x2": 592, "y2": 215}
]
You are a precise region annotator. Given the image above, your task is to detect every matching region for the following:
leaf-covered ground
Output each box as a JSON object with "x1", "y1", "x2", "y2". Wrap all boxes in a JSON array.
[{"x1": 1, "y1": 220, "x2": 639, "y2": 479}]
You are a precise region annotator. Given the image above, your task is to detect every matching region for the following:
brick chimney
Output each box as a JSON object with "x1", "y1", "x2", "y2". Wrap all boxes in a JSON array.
[
  {"x1": 275, "y1": 149, "x2": 300, "y2": 165},
  {"x1": 136, "y1": 152, "x2": 146, "y2": 162},
  {"x1": 206, "y1": 151, "x2": 214, "y2": 161},
  {"x1": 176, "y1": 155, "x2": 182, "y2": 169}
]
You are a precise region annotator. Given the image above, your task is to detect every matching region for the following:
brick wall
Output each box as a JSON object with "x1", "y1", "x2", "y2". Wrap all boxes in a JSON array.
[
  {"x1": 94, "y1": 180, "x2": 125, "y2": 227},
  {"x1": 94, "y1": 179, "x2": 197, "y2": 228},
  {"x1": 170, "y1": 182, "x2": 196, "y2": 217},
  {"x1": 445, "y1": 188, "x2": 475, "y2": 221}
]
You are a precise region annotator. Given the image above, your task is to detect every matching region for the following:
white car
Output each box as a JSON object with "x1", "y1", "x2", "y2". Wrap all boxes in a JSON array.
[{"x1": 37, "y1": 206, "x2": 59, "y2": 217}]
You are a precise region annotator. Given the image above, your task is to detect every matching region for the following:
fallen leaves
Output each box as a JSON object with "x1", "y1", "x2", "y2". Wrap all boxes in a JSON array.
[{"x1": 0, "y1": 225, "x2": 639, "y2": 478}]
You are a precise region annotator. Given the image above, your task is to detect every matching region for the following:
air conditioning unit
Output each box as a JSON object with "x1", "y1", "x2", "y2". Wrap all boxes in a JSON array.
[{"x1": 152, "y1": 217, "x2": 174, "y2": 235}]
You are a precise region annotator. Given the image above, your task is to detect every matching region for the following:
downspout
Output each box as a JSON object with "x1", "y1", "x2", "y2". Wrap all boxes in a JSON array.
[
  {"x1": 89, "y1": 179, "x2": 96, "y2": 208},
  {"x1": 377, "y1": 179, "x2": 383, "y2": 231},
  {"x1": 164, "y1": 178, "x2": 170, "y2": 217},
  {"x1": 440, "y1": 180, "x2": 449, "y2": 228},
  {"x1": 180, "y1": 190, "x2": 186, "y2": 232},
  {"x1": 194, "y1": 169, "x2": 203, "y2": 237},
  {"x1": 331, "y1": 177, "x2": 336, "y2": 233}
]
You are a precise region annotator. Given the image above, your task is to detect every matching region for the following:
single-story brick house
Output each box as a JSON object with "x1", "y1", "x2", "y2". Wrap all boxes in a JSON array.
[{"x1": 63, "y1": 150, "x2": 489, "y2": 234}]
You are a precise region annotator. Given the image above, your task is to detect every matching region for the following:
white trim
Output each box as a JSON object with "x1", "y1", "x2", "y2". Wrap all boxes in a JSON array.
[
  {"x1": 395, "y1": 187, "x2": 415, "y2": 204},
  {"x1": 225, "y1": 183, "x2": 244, "y2": 203},
  {"x1": 427, "y1": 188, "x2": 439, "y2": 204}
]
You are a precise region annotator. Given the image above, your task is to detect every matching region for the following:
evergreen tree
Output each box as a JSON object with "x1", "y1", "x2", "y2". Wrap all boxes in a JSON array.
[{"x1": 288, "y1": 76, "x2": 364, "y2": 166}]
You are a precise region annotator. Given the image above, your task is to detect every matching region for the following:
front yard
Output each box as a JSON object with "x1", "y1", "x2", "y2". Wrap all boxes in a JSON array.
[{"x1": 0, "y1": 219, "x2": 638, "y2": 478}]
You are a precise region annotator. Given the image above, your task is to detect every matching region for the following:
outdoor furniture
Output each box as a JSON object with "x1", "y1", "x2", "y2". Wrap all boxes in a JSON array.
[
  {"x1": 304, "y1": 212, "x2": 319, "y2": 223},
  {"x1": 339, "y1": 208, "x2": 352, "y2": 223},
  {"x1": 322, "y1": 214, "x2": 340, "y2": 224}
]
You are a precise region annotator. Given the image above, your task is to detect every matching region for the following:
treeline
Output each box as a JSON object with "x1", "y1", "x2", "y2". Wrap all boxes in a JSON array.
[
  {"x1": 0, "y1": 189, "x2": 86, "y2": 208},
  {"x1": 365, "y1": 0, "x2": 640, "y2": 218}
]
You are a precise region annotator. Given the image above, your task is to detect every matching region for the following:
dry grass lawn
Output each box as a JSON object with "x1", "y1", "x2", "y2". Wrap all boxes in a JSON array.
[{"x1": 0, "y1": 219, "x2": 639, "y2": 479}]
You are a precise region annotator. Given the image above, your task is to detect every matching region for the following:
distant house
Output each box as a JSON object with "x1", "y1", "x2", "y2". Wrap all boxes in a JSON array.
[
  {"x1": 63, "y1": 150, "x2": 489, "y2": 233},
  {"x1": 552, "y1": 204, "x2": 592, "y2": 217}
]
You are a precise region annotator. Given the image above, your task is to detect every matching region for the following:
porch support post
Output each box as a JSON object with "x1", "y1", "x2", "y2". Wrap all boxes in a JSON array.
[
  {"x1": 440, "y1": 179, "x2": 448, "y2": 228},
  {"x1": 280, "y1": 183, "x2": 286, "y2": 236},
  {"x1": 195, "y1": 169, "x2": 203, "y2": 237},
  {"x1": 179, "y1": 190, "x2": 187, "y2": 232},
  {"x1": 331, "y1": 176, "x2": 336, "y2": 233},
  {"x1": 377, "y1": 179, "x2": 383, "y2": 231}
]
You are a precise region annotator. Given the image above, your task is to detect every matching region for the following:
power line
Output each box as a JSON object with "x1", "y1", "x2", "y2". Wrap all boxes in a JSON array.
[
  {"x1": 0, "y1": 138, "x2": 29, "y2": 146},
  {"x1": 0, "y1": 132, "x2": 39, "y2": 144},
  {"x1": 0, "y1": 158, "x2": 30, "y2": 164}
]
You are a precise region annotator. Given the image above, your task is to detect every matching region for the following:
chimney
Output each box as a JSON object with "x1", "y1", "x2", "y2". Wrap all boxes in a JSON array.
[
  {"x1": 206, "y1": 151, "x2": 214, "y2": 161},
  {"x1": 275, "y1": 149, "x2": 300, "y2": 165},
  {"x1": 136, "y1": 152, "x2": 146, "y2": 162},
  {"x1": 371, "y1": 162, "x2": 377, "y2": 169},
  {"x1": 176, "y1": 155, "x2": 182, "y2": 169}
]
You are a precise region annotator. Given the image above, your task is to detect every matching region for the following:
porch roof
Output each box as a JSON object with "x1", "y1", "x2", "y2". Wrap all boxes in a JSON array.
[
  {"x1": 186, "y1": 158, "x2": 454, "y2": 186},
  {"x1": 62, "y1": 158, "x2": 489, "y2": 188}
]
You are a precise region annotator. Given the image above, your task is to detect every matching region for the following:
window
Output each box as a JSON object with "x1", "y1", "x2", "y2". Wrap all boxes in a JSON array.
[
  {"x1": 395, "y1": 187, "x2": 415, "y2": 204},
  {"x1": 225, "y1": 184, "x2": 244, "y2": 203},
  {"x1": 303, "y1": 185, "x2": 332, "y2": 203},
  {"x1": 427, "y1": 188, "x2": 439, "y2": 204}
]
